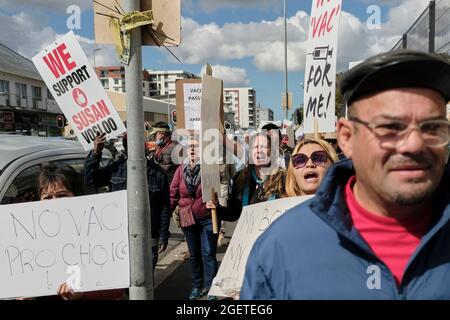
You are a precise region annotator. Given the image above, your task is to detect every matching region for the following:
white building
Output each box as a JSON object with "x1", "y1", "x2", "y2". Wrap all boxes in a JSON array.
[
  {"x1": 96, "y1": 67, "x2": 198, "y2": 103},
  {"x1": 255, "y1": 106, "x2": 274, "y2": 128},
  {"x1": 146, "y1": 70, "x2": 198, "y2": 98},
  {"x1": 0, "y1": 43, "x2": 62, "y2": 136},
  {"x1": 224, "y1": 87, "x2": 257, "y2": 129}
]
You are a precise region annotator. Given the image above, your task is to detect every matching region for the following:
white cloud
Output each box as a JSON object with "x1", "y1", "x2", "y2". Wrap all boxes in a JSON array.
[
  {"x1": 200, "y1": 64, "x2": 250, "y2": 86},
  {"x1": 0, "y1": 10, "x2": 119, "y2": 67},
  {"x1": 198, "y1": 0, "x2": 279, "y2": 13},
  {"x1": 173, "y1": 11, "x2": 310, "y2": 72},
  {"x1": 0, "y1": 0, "x2": 92, "y2": 12},
  {"x1": 171, "y1": 0, "x2": 439, "y2": 73}
]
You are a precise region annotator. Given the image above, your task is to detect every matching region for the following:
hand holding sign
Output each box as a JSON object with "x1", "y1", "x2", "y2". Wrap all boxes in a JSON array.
[{"x1": 93, "y1": 132, "x2": 106, "y2": 155}]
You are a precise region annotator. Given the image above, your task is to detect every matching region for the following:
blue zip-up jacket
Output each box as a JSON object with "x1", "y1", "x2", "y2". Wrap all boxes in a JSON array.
[
  {"x1": 84, "y1": 151, "x2": 171, "y2": 245},
  {"x1": 241, "y1": 159, "x2": 450, "y2": 299}
]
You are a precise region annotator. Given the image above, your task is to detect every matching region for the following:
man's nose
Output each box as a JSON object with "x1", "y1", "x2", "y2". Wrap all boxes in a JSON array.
[{"x1": 396, "y1": 128, "x2": 427, "y2": 154}]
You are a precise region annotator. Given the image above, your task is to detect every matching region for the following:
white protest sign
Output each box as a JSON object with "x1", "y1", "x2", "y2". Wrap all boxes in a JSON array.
[
  {"x1": 183, "y1": 83, "x2": 202, "y2": 130},
  {"x1": 209, "y1": 195, "x2": 312, "y2": 298},
  {"x1": 0, "y1": 191, "x2": 129, "y2": 299},
  {"x1": 32, "y1": 31, "x2": 126, "y2": 151},
  {"x1": 303, "y1": 0, "x2": 342, "y2": 133}
]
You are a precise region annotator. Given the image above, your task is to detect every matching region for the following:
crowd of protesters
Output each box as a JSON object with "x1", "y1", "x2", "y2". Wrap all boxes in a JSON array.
[{"x1": 8, "y1": 49, "x2": 450, "y2": 300}]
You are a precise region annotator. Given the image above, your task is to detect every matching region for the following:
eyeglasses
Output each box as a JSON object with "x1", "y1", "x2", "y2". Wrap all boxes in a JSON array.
[
  {"x1": 349, "y1": 116, "x2": 450, "y2": 148},
  {"x1": 292, "y1": 150, "x2": 328, "y2": 169}
]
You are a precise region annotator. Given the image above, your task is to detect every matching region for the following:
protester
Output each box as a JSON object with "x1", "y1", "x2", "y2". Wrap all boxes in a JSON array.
[
  {"x1": 285, "y1": 138, "x2": 338, "y2": 197},
  {"x1": 170, "y1": 137, "x2": 219, "y2": 300},
  {"x1": 148, "y1": 121, "x2": 178, "y2": 184},
  {"x1": 241, "y1": 50, "x2": 450, "y2": 299},
  {"x1": 208, "y1": 133, "x2": 285, "y2": 222},
  {"x1": 37, "y1": 165, "x2": 124, "y2": 300},
  {"x1": 85, "y1": 132, "x2": 170, "y2": 269},
  {"x1": 261, "y1": 122, "x2": 291, "y2": 169}
]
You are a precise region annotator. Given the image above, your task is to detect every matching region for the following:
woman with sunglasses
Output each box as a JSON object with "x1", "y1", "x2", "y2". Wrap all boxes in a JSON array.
[
  {"x1": 207, "y1": 133, "x2": 285, "y2": 222},
  {"x1": 285, "y1": 138, "x2": 339, "y2": 196}
]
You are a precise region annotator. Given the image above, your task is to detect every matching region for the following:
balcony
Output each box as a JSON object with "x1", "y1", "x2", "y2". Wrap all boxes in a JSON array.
[
  {"x1": 0, "y1": 95, "x2": 7, "y2": 107},
  {"x1": 32, "y1": 98, "x2": 45, "y2": 110}
]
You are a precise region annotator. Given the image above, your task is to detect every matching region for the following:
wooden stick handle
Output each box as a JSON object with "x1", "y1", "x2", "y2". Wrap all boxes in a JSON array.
[
  {"x1": 314, "y1": 119, "x2": 320, "y2": 140},
  {"x1": 211, "y1": 189, "x2": 219, "y2": 234}
]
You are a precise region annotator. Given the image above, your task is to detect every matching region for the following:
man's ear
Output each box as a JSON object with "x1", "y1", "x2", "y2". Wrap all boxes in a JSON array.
[{"x1": 337, "y1": 118, "x2": 354, "y2": 159}]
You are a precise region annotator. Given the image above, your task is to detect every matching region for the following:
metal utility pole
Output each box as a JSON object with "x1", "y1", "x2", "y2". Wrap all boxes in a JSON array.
[
  {"x1": 124, "y1": 0, "x2": 153, "y2": 300},
  {"x1": 429, "y1": 0, "x2": 435, "y2": 53},
  {"x1": 284, "y1": 0, "x2": 289, "y2": 120},
  {"x1": 167, "y1": 89, "x2": 170, "y2": 127}
]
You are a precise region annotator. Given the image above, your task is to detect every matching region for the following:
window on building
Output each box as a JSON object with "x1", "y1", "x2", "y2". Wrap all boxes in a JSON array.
[
  {"x1": 16, "y1": 83, "x2": 27, "y2": 98},
  {"x1": 114, "y1": 79, "x2": 119, "y2": 85},
  {"x1": 0, "y1": 80, "x2": 9, "y2": 95},
  {"x1": 47, "y1": 89, "x2": 54, "y2": 100},
  {"x1": 101, "y1": 79, "x2": 109, "y2": 89},
  {"x1": 32, "y1": 86, "x2": 42, "y2": 100}
]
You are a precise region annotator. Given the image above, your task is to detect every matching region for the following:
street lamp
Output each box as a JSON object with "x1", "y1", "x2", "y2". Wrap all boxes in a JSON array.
[{"x1": 284, "y1": 0, "x2": 288, "y2": 120}]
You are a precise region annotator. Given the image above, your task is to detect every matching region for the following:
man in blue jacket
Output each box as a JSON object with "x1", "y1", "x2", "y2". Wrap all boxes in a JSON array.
[
  {"x1": 85, "y1": 132, "x2": 171, "y2": 270},
  {"x1": 241, "y1": 50, "x2": 450, "y2": 299}
]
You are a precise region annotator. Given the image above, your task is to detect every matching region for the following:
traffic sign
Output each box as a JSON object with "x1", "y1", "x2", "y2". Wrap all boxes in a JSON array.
[{"x1": 171, "y1": 110, "x2": 177, "y2": 124}]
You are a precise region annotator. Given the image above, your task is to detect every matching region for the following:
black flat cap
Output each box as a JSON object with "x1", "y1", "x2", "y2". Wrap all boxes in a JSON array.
[{"x1": 341, "y1": 50, "x2": 450, "y2": 105}]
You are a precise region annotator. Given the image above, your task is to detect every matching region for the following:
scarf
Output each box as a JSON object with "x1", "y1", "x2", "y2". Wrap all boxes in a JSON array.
[{"x1": 183, "y1": 164, "x2": 201, "y2": 197}]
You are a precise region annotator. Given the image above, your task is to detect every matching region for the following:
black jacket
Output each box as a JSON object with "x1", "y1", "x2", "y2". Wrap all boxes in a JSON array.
[{"x1": 84, "y1": 151, "x2": 171, "y2": 244}]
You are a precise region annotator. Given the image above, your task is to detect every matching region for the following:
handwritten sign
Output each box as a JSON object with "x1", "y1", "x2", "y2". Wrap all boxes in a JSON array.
[
  {"x1": 208, "y1": 196, "x2": 312, "y2": 298},
  {"x1": 183, "y1": 82, "x2": 202, "y2": 131},
  {"x1": 175, "y1": 79, "x2": 203, "y2": 131},
  {"x1": 32, "y1": 31, "x2": 126, "y2": 151},
  {"x1": 0, "y1": 191, "x2": 129, "y2": 299},
  {"x1": 303, "y1": 0, "x2": 342, "y2": 134}
]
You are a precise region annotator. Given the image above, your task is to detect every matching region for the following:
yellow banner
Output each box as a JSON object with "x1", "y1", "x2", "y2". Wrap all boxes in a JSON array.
[{"x1": 108, "y1": 10, "x2": 154, "y2": 66}]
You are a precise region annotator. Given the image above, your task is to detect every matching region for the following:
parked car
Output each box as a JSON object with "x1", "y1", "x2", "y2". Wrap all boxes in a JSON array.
[{"x1": 0, "y1": 134, "x2": 112, "y2": 205}]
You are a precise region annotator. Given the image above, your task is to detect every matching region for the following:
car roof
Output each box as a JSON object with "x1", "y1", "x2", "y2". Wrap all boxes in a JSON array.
[{"x1": 0, "y1": 135, "x2": 86, "y2": 171}]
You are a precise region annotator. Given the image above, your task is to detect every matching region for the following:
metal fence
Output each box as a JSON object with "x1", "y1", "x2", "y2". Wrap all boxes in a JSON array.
[{"x1": 391, "y1": 0, "x2": 450, "y2": 54}]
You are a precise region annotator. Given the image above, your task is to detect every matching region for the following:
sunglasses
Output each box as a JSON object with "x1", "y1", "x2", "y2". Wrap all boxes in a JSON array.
[{"x1": 292, "y1": 150, "x2": 328, "y2": 169}]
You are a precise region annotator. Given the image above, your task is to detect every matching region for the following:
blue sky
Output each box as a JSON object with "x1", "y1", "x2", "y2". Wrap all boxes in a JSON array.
[{"x1": 0, "y1": 0, "x2": 432, "y2": 122}]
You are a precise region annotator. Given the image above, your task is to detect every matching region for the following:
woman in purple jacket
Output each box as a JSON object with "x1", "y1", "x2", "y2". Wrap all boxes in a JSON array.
[{"x1": 170, "y1": 137, "x2": 218, "y2": 300}]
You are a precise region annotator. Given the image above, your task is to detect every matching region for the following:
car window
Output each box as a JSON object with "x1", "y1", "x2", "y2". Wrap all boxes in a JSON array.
[{"x1": 0, "y1": 158, "x2": 101, "y2": 205}]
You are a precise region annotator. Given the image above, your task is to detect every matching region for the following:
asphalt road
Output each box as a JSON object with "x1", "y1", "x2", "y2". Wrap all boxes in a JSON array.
[{"x1": 153, "y1": 219, "x2": 235, "y2": 300}]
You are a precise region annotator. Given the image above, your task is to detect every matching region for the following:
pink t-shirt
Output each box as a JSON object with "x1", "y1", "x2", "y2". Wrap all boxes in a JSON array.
[{"x1": 345, "y1": 176, "x2": 432, "y2": 285}]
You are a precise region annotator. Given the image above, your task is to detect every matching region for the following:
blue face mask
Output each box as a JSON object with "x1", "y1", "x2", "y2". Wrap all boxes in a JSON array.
[{"x1": 156, "y1": 139, "x2": 165, "y2": 146}]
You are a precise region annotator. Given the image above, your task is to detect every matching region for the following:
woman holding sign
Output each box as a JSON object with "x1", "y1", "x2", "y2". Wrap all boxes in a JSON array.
[
  {"x1": 170, "y1": 137, "x2": 219, "y2": 300},
  {"x1": 37, "y1": 165, "x2": 123, "y2": 300},
  {"x1": 207, "y1": 133, "x2": 285, "y2": 221},
  {"x1": 285, "y1": 139, "x2": 338, "y2": 197}
]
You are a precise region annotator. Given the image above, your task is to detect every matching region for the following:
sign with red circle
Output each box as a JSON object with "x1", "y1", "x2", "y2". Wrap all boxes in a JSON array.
[{"x1": 72, "y1": 88, "x2": 88, "y2": 108}]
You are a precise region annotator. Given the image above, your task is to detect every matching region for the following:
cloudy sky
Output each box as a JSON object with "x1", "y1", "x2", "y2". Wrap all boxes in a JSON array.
[{"x1": 0, "y1": 0, "x2": 440, "y2": 121}]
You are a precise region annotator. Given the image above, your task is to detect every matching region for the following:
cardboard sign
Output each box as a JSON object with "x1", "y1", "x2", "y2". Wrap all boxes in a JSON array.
[
  {"x1": 32, "y1": 31, "x2": 126, "y2": 151},
  {"x1": 93, "y1": 0, "x2": 181, "y2": 47},
  {"x1": 175, "y1": 79, "x2": 202, "y2": 131},
  {"x1": 208, "y1": 196, "x2": 312, "y2": 298},
  {"x1": 200, "y1": 75, "x2": 224, "y2": 202},
  {"x1": 0, "y1": 191, "x2": 129, "y2": 299},
  {"x1": 303, "y1": 0, "x2": 342, "y2": 134}
]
